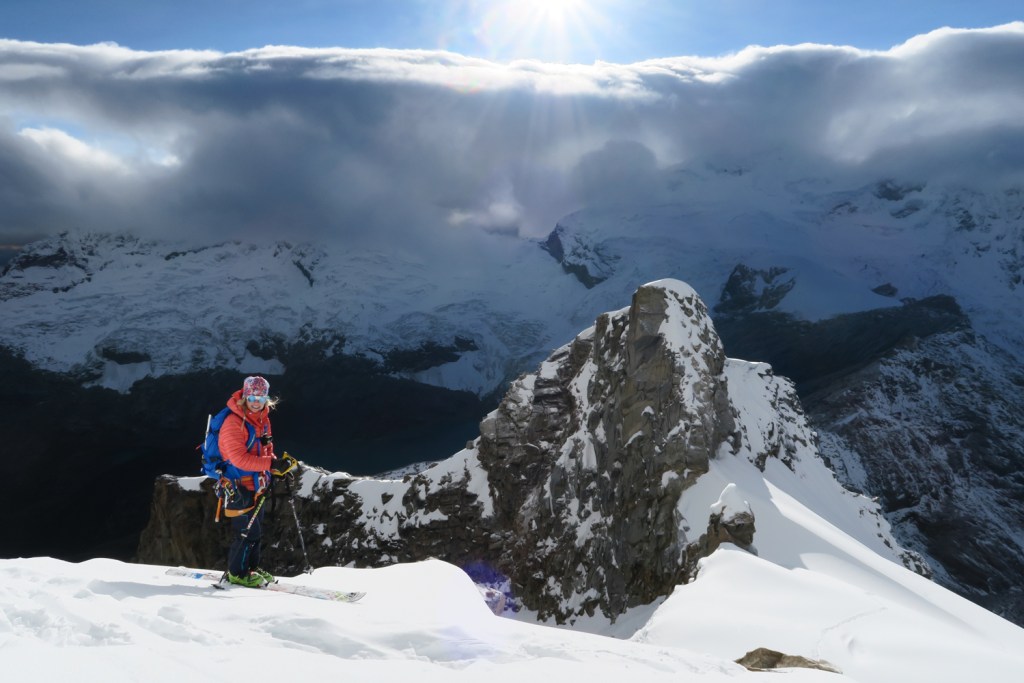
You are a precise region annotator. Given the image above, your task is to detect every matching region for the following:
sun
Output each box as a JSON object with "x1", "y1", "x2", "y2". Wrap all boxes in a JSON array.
[
  {"x1": 473, "y1": 0, "x2": 606, "y2": 63},
  {"x1": 524, "y1": 0, "x2": 587, "y2": 25}
]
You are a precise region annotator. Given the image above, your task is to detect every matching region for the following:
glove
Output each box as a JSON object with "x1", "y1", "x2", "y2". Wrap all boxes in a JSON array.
[{"x1": 270, "y1": 453, "x2": 297, "y2": 477}]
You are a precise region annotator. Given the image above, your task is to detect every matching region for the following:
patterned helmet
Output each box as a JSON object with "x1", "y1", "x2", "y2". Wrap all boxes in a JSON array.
[{"x1": 242, "y1": 375, "x2": 270, "y2": 397}]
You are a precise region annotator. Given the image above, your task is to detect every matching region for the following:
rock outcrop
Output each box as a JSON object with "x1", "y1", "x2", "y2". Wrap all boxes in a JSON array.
[
  {"x1": 139, "y1": 279, "x2": 909, "y2": 622},
  {"x1": 735, "y1": 648, "x2": 841, "y2": 674}
]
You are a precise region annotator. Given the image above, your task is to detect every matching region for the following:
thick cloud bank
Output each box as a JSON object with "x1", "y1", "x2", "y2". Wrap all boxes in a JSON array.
[{"x1": 1, "y1": 23, "x2": 1022, "y2": 246}]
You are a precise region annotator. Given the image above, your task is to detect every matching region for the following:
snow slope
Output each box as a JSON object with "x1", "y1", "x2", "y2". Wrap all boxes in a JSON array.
[
  {"x1": 0, "y1": 558, "x2": 792, "y2": 683},
  {"x1": 4, "y1": 537, "x2": 1022, "y2": 682}
]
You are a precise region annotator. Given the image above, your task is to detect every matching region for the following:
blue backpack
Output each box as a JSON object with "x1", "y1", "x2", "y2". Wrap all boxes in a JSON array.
[{"x1": 199, "y1": 407, "x2": 256, "y2": 481}]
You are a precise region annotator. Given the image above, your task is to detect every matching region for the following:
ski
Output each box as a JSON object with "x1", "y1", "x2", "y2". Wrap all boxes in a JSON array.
[{"x1": 165, "y1": 567, "x2": 366, "y2": 603}]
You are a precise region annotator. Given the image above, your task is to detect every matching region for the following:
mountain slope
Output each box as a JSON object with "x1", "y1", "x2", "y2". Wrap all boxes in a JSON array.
[
  {"x1": 4, "y1": 173, "x2": 1020, "y2": 392},
  {"x1": 806, "y1": 328, "x2": 1024, "y2": 621}
]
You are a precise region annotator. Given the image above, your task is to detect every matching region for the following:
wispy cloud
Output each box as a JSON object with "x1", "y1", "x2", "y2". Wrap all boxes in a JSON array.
[
  {"x1": 19, "y1": 126, "x2": 131, "y2": 173},
  {"x1": 0, "y1": 24, "x2": 1022, "y2": 247}
]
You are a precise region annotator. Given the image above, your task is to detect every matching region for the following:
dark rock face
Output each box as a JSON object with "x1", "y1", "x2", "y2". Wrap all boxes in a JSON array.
[
  {"x1": 874, "y1": 179, "x2": 926, "y2": 202},
  {"x1": 707, "y1": 510, "x2": 756, "y2": 554},
  {"x1": 540, "y1": 224, "x2": 617, "y2": 288},
  {"x1": 141, "y1": 477, "x2": 227, "y2": 568},
  {"x1": 714, "y1": 295, "x2": 967, "y2": 394},
  {"x1": 139, "y1": 280, "x2": 891, "y2": 623},
  {"x1": 474, "y1": 281, "x2": 738, "y2": 618},
  {"x1": 805, "y1": 328, "x2": 1024, "y2": 624},
  {"x1": 716, "y1": 264, "x2": 796, "y2": 316},
  {"x1": 0, "y1": 234, "x2": 97, "y2": 297},
  {"x1": 378, "y1": 337, "x2": 480, "y2": 373}
]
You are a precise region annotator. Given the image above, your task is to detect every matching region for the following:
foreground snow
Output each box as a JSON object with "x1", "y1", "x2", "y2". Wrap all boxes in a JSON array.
[
  {"x1": 3, "y1": 547, "x2": 1023, "y2": 682},
  {"x1": 0, "y1": 558, "x2": 756, "y2": 682}
]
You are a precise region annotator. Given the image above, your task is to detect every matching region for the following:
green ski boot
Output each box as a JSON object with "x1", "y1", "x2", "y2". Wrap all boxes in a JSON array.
[
  {"x1": 226, "y1": 571, "x2": 267, "y2": 588},
  {"x1": 252, "y1": 568, "x2": 275, "y2": 584}
]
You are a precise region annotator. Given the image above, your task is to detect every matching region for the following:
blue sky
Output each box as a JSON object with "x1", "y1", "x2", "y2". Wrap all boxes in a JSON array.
[{"x1": 0, "y1": 0, "x2": 1020, "y2": 63}]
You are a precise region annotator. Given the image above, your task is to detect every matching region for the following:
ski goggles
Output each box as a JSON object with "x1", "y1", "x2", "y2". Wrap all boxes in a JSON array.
[{"x1": 244, "y1": 394, "x2": 269, "y2": 404}]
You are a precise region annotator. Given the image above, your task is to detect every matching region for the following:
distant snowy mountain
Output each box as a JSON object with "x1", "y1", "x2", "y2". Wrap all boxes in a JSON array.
[
  {"x1": 3, "y1": 169, "x2": 1020, "y2": 392},
  {"x1": 2, "y1": 164, "x2": 1023, "y2": 626},
  {"x1": 0, "y1": 233, "x2": 576, "y2": 395}
]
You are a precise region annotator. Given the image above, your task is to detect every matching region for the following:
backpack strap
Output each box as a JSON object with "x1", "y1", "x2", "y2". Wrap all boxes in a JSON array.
[
  {"x1": 244, "y1": 422, "x2": 257, "y2": 452},
  {"x1": 209, "y1": 407, "x2": 232, "y2": 431}
]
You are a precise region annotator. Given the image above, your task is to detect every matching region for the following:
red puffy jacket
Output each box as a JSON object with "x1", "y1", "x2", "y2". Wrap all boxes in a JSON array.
[{"x1": 218, "y1": 390, "x2": 275, "y2": 491}]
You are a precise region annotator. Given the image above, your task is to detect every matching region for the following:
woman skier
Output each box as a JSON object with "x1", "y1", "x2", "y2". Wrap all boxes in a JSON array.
[{"x1": 218, "y1": 375, "x2": 290, "y2": 587}]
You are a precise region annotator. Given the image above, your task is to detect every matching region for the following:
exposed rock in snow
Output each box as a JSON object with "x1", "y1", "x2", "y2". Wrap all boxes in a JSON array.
[
  {"x1": 541, "y1": 223, "x2": 619, "y2": 288},
  {"x1": 704, "y1": 484, "x2": 757, "y2": 555}
]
